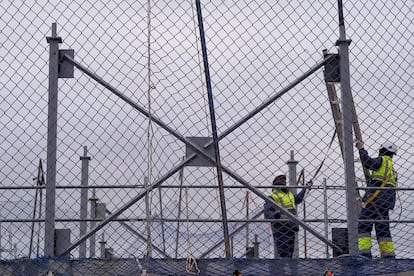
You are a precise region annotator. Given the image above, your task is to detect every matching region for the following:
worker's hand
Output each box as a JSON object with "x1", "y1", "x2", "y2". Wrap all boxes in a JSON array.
[{"x1": 355, "y1": 140, "x2": 364, "y2": 150}]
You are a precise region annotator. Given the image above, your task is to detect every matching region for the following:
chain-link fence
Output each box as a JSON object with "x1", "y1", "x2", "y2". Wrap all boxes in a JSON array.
[{"x1": 1, "y1": 0, "x2": 413, "y2": 275}]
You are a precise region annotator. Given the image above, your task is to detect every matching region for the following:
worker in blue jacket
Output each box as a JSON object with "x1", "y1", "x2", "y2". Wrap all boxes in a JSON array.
[
  {"x1": 355, "y1": 141, "x2": 398, "y2": 258},
  {"x1": 264, "y1": 172, "x2": 310, "y2": 258}
]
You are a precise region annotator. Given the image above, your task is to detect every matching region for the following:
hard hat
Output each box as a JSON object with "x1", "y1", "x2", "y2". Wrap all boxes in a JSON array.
[
  {"x1": 274, "y1": 171, "x2": 286, "y2": 179},
  {"x1": 379, "y1": 142, "x2": 398, "y2": 154}
]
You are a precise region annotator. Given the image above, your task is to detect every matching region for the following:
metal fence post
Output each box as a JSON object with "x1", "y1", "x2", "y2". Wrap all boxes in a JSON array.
[
  {"x1": 287, "y1": 150, "x2": 299, "y2": 257},
  {"x1": 323, "y1": 178, "x2": 330, "y2": 258},
  {"x1": 79, "y1": 146, "x2": 91, "y2": 258},
  {"x1": 45, "y1": 22, "x2": 62, "y2": 256},
  {"x1": 99, "y1": 233, "x2": 106, "y2": 259},
  {"x1": 89, "y1": 189, "x2": 98, "y2": 258}
]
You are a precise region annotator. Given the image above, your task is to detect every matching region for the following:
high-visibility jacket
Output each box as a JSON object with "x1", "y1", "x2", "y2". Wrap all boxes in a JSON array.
[
  {"x1": 370, "y1": 156, "x2": 397, "y2": 187},
  {"x1": 269, "y1": 189, "x2": 297, "y2": 213},
  {"x1": 266, "y1": 188, "x2": 305, "y2": 218},
  {"x1": 264, "y1": 188, "x2": 306, "y2": 233}
]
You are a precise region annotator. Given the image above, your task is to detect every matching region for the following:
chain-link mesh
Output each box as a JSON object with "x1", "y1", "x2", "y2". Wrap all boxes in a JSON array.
[{"x1": 1, "y1": 0, "x2": 413, "y2": 275}]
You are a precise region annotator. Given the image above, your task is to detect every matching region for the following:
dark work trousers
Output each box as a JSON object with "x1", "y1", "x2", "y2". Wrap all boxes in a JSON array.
[
  {"x1": 273, "y1": 223, "x2": 297, "y2": 258},
  {"x1": 358, "y1": 202, "x2": 391, "y2": 238}
]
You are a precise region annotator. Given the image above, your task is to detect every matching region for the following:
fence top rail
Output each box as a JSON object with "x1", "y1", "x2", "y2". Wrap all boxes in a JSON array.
[{"x1": 0, "y1": 185, "x2": 413, "y2": 191}]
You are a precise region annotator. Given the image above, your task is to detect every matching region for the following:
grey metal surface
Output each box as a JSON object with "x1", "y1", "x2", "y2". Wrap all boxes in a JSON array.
[
  {"x1": 337, "y1": 0, "x2": 359, "y2": 256},
  {"x1": 45, "y1": 23, "x2": 62, "y2": 257}
]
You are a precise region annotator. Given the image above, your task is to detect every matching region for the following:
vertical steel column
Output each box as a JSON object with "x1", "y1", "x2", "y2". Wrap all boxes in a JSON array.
[
  {"x1": 175, "y1": 165, "x2": 184, "y2": 258},
  {"x1": 96, "y1": 202, "x2": 106, "y2": 259},
  {"x1": 287, "y1": 150, "x2": 298, "y2": 193},
  {"x1": 79, "y1": 146, "x2": 90, "y2": 258},
  {"x1": 253, "y1": 234, "x2": 260, "y2": 258},
  {"x1": 89, "y1": 189, "x2": 98, "y2": 257},
  {"x1": 195, "y1": 0, "x2": 231, "y2": 257},
  {"x1": 45, "y1": 23, "x2": 62, "y2": 256},
  {"x1": 158, "y1": 187, "x2": 166, "y2": 253},
  {"x1": 99, "y1": 233, "x2": 106, "y2": 259},
  {"x1": 0, "y1": 223, "x2": 2, "y2": 259},
  {"x1": 245, "y1": 191, "x2": 249, "y2": 253},
  {"x1": 287, "y1": 150, "x2": 299, "y2": 257},
  {"x1": 337, "y1": 0, "x2": 358, "y2": 255},
  {"x1": 323, "y1": 178, "x2": 330, "y2": 258}
]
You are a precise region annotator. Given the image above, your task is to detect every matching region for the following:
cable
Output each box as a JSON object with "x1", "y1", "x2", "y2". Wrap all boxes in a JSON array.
[
  {"x1": 303, "y1": 128, "x2": 337, "y2": 199},
  {"x1": 185, "y1": 186, "x2": 200, "y2": 274},
  {"x1": 144, "y1": 0, "x2": 154, "y2": 272},
  {"x1": 191, "y1": 0, "x2": 209, "y2": 134}
]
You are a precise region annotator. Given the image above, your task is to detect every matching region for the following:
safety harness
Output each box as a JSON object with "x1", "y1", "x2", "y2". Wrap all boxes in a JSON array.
[
  {"x1": 362, "y1": 156, "x2": 396, "y2": 207},
  {"x1": 362, "y1": 174, "x2": 391, "y2": 207}
]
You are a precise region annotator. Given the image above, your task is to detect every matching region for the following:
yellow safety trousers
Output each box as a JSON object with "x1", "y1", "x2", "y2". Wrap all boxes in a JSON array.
[
  {"x1": 358, "y1": 236, "x2": 395, "y2": 257},
  {"x1": 378, "y1": 238, "x2": 395, "y2": 257},
  {"x1": 358, "y1": 236, "x2": 372, "y2": 253}
]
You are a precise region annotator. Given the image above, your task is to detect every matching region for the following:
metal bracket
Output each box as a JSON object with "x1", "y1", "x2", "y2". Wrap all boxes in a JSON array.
[
  {"x1": 185, "y1": 137, "x2": 215, "y2": 167},
  {"x1": 58, "y1": 49, "x2": 74, "y2": 78}
]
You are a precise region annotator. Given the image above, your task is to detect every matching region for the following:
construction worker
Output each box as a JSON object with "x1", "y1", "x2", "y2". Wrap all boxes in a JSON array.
[
  {"x1": 263, "y1": 172, "x2": 311, "y2": 258},
  {"x1": 355, "y1": 141, "x2": 398, "y2": 258}
]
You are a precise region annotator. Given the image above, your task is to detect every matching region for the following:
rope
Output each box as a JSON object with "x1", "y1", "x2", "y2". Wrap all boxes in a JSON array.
[
  {"x1": 312, "y1": 128, "x2": 337, "y2": 181},
  {"x1": 185, "y1": 186, "x2": 200, "y2": 275},
  {"x1": 231, "y1": 190, "x2": 260, "y2": 233},
  {"x1": 391, "y1": 190, "x2": 403, "y2": 230},
  {"x1": 296, "y1": 168, "x2": 305, "y2": 185},
  {"x1": 144, "y1": 0, "x2": 154, "y2": 271},
  {"x1": 303, "y1": 128, "x2": 337, "y2": 199}
]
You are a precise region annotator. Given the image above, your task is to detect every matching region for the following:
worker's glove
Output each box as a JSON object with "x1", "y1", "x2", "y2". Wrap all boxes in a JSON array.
[{"x1": 355, "y1": 140, "x2": 364, "y2": 150}]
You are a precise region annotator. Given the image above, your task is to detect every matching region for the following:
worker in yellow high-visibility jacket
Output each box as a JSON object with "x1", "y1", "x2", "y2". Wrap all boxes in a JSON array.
[
  {"x1": 264, "y1": 172, "x2": 311, "y2": 258},
  {"x1": 355, "y1": 141, "x2": 398, "y2": 258}
]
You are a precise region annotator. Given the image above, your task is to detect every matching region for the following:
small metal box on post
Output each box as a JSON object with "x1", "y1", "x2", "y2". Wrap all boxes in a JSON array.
[
  {"x1": 96, "y1": 202, "x2": 106, "y2": 221},
  {"x1": 58, "y1": 49, "x2": 74, "y2": 78},
  {"x1": 323, "y1": 50, "x2": 340, "y2": 83},
  {"x1": 54, "y1": 229, "x2": 71, "y2": 258},
  {"x1": 332, "y1": 227, "x2": 349, "y2": 257},
  {"x1": 104, "y1": 248, "x2": 114, "y2": 259}
]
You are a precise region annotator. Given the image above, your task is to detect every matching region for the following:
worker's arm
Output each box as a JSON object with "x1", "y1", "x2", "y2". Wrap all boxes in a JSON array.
[
  {"x1": 359, "y1": 149, "x2": 382, "y2": 171},
  {"x1": 264, "y1": 197, "x2": 281, "y2": 220},
  {"x1": 294, "y1": 180, "x2": 312, "y2": 204}
]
